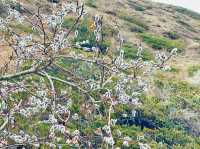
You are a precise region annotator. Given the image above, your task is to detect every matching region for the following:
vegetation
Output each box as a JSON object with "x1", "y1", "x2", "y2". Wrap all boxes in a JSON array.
[
  {"x1": 163, "y1": 31, "x2": 180, "y2": 40},
  {"x1": 139, "y1": 33, "x2": 185, "y2": 51},
  {"x1": 62, "y1": 17, "x2": 75, "y2": 29},
  {"x1": 122, "y1": 43, "x2": 154, "y2": 60},
  {"x1": 118, "y1": 12, "x2": 149, "y2": 30},
  {"x1": 188, "y1": 65, "x2": 200, "y2": 77},
  {"x1": 10, "y1": 23, "x2": 33, "y2": 33},
  {"x1": 85, "y1": 0, "x2": 97, "y2": 8},
  {"x1": 0, "y1": 0, "x2": 200, "y2": 148},
  {"x1": 177, "y1": 20, "x2": 197, "y2": 33},
  {"x1": 127, "y1": 22, "x2": 146, "y2": 33},
  {"x1": 175, "y1": 6, "x2": 200, "y2": 20}
]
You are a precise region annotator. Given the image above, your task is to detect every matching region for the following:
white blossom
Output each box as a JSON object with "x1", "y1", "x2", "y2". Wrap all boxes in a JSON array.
[
  {"x1": 139, "y1": 143, "x2": 151, "y2": 149},
  {"x1": 103, "y1": 136, "x2": 115, "y2": 146},
  {"x1": 72, "y1": 113, "x2": 79, "y2": 120}
]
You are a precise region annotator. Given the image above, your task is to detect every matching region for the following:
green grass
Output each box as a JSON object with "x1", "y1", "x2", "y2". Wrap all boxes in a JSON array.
[
  {"x1": 175, "y1": 6, "x2": 200, "y2": 20},
  {"x1": 188, "y1": 65, "x2": 200, "y2": 77},
  {"x1": 127, "y1": 1, "x2": 146, "y2": 11},
  {"x1": 155, "y1": 128, "x2": 194, "y2": 146},
  {"x1": 139, "y1": 33, "x2": 185, "y2": 51},
  {"x1": 118, "y1": 13, "x2": 148, "y2": 30},
  {"x1": 11, "y1": 23, "x2": 33, "y2": 33},
  {"x1": 168, "y1": 66, "x2": 180, "y2": 73},
  {"x1": 127, "y1": 22, "x2": 145, "y2": 33},
  {"x1": 177, "y1": 20, "x2": 196, "y2": 32},
  {"x1": 62, "y1": 17, "x2": 75, "y2": 29},
  {"x1": 85, "y1": 0, "x2": 97, "y2": 8},
  {"x1": 102, "y1": 25, "x2": 118, "y2": 36},
  {"x1": 122, "y1": 43, "x2": 154, "y2": 60},
  {"x1": 36, "y1": 123, "x2": 50, "y2": 137}
]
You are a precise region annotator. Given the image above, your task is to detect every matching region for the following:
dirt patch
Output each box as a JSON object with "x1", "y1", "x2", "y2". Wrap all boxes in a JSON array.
[{"x1": 0, "y1": 46, "x2": 15, "y2": 73}]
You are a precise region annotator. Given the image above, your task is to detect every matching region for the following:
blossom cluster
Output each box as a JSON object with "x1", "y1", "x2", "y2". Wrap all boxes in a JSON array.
[{"x1": 19, "y1": 95, "x2": 50, "y2": 117}]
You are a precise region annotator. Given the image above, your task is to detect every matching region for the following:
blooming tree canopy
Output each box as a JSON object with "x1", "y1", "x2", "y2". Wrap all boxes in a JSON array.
[{"x1": 0, "y1": 0, "x2": 177, "y2": 148}]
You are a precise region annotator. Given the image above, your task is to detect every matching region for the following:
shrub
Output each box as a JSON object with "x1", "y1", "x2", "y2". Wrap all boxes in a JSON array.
[
  {"x1": 36, "y1": 123, "x2": 50, "y2": 137},
  {"x1": 175, "y1": 6, "x2": 200, "y2": 20},
  {"x1": 122, "y1": 43, "x2": 154, "y2": 60},
  {"x1": 85, "y1": 0, "x2": 97, "y2": 8},
  {"x1": 62, "y1": 17, "x2": 75, "y2": 29},
  {"x1": 188, "y1": 65, "x2": 200, "y2": 77},
  {"x1": 102, "y1": 25, "x2": 118, "y2": 36},
  {"x1": 139, "y1": 33, "x2": 185, "y2": 51},
  {"x1": 134, "y1": 5, "x2": 145, "y2": 11},
  {"x1": 154, "y1": 128, "x2": 193, "y2": 146},
  {"x1": 118, "y1": 13, "x2": 148, "y2": 30},
  {"x1": 74, "y1": 19, "x2": 96, "y2": 45},
  {"x1": 74, "y1": 18, "x2": 110, "y2": 54},
  {"x1": 128, "y1": 23, "x2": 145, "y2": 33},
  {"x1": 127, "y1": 1, "x2": 145, "y2": 11},
  {"x1": 163, "y1": 31, "x2": 180, "y2": 40}
]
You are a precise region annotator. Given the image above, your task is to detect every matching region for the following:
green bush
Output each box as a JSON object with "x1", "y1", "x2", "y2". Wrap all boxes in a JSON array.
[
  {"x1": 139, "y1": 33, "x2": 185, "y2": 51},
  {"x1": 188, "y1": 65, "x2": 200, "y2": 77},
  {"x1": 155, "y1": 128, "x2": 193, "y2": 146},
  {"x1": 122, "y1": 43, "x2": 154, "y2": 60},
  {"x1": 134, "y1": 5, "x2": 145, "y2": 11},
  {"x1": 62, "y1": 17, "x2": 75, "y2": 29},
  {"x1": 74, "y1": 18, "x2": 110, "y2": 54},
  {"x1": 36, "y1": 123, "x2": 50, "y2": 137},
  {"x1": 102, "y1": 25, "x2": 118, "y2": 36},
  {"x1": 127, "y1": 23, "x2": 145, "y2": 33},
  {"x1": 85, "y1": 0, "x2": 97, "y2": 8},
  {"x1": 127, "y1": 1, "x2": 145, "y2": 12},
  {"x1": 74, "y1": 19, "x2": 96, "y2": 45},
  {"x1": 118, "y1": 13, "x2": 148, "y2": 30}
]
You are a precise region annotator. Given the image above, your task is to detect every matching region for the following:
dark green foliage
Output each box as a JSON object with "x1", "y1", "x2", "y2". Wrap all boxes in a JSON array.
[
  {"x1": 74, "y1": 19, "x2": 96, "y2": 45},
  {"x1": 74, "y1": 18, "x2": 110, "y2": 54},
  {"x1": 154, "y1": 128, "x2": 193, "y2": 147},
  {"x1": 134, "y1": 5, "x2": 145, "y2": 11},
  {"x1": 85, "y1": 0, "x2": 97, "y2": 8},
  {"x1": 139, "y1": 33, "x2": 185, "y2": 51}
]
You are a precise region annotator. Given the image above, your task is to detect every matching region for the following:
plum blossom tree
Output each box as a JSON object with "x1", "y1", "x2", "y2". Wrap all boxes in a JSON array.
[{"x1": 0, "y1": 0, "x2": 178, "y2": 148}]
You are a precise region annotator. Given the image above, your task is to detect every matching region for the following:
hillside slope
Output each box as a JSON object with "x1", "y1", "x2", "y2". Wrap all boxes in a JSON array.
[
  {"x1": 2, "y1": 0, "x2": 200, "y2": 81},
  {"x1": 86, "y1": 0, "x2": 200, "y2": 81},
  {"x1": 1, "y1": 0, "x2": 200, "y2": 148}
]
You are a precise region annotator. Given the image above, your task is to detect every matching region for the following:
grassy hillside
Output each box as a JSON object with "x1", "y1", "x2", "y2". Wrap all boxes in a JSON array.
[{"x1": 1, "y1": 0, "x2": 200, "y2": 148}]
